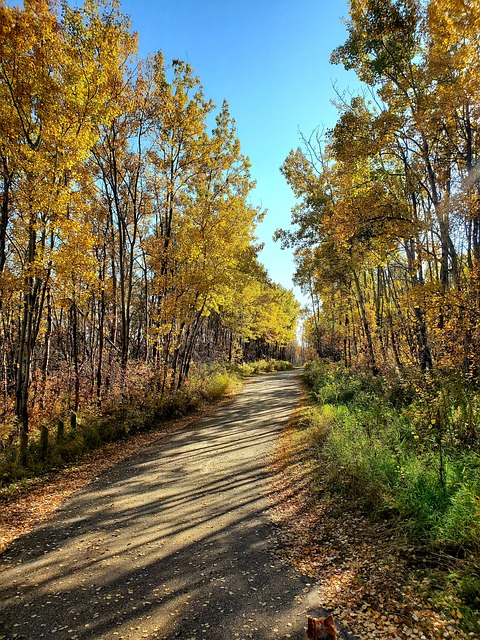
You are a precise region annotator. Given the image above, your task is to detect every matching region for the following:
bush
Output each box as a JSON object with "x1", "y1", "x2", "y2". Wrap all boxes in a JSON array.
[
  {"x1": 228, "y1": 362, "x2": 255, "y2": 377},
  {"x1": 393, "y1": 457, "x2": 452, "y2": 532},
  {"x1": 318, "y1": 403, "x2": 398, "y2": 512},
  {"x1": 274, "y1": 360, "x2": 294, "y2": 371},
  {"x1": 301, "y1": 360, "x2": 480, "y2": 550},
  {"x1": 227, "y1": 359, "x2": 294, "y2": 377},
  {"x1": 204, "y1": 372, "x2": 239, "y2": 399},
  {"x1": 302, "y1": 360, "x2": 331, "y2": 392}
]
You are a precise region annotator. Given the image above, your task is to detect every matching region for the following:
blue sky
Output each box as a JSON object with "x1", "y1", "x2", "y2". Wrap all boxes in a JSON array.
[
  {"x1": 118, "y1": 0, "x2": 360, "y2": 306},
  {"x1": 8, "y1": 0, "x2": 359, "y2": 305}
]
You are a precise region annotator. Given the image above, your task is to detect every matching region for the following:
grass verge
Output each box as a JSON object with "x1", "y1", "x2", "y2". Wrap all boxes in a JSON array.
[{"x1": 281, "y1": 361, "x2": 480, "y2": 636}]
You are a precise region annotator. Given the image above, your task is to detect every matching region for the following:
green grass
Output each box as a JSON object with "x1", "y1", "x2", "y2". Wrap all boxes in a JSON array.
[
  {"x1": 299, "y1": 360, "x2": 480, "y2": 630},
  {"x1": 302, "y1": 362, "x2": 480, "y2": 547}
]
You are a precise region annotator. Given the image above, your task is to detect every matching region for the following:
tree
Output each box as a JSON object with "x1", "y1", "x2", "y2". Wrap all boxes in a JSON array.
[
  {"x1": 279, "y1": 0, "x2": 480, "y2": 377},
  {"x1": 0, "y1": 0, "x2": 136, "y2": 460}
]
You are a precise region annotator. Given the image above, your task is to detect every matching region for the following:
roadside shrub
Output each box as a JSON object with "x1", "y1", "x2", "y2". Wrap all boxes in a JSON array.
[
  {"x1": 228, "y1": 359, "x2": 294, "y2": 377},
  {"x1": 95, "y1": 414, "x2": 130, "y2": 442},
  {"x1": 301, "y1": 360, "x2": 480, "y2": 550},
  {"x1": 392, "y1": 456, "x2": 452, "y2": 533},
  {"x1": 0, "y1": 448, "x2": 27, "y2": 485},
  {"x1": 294, "y1": 405, "x2": 335, "y2": 450},
  {"x1": 302, "y1": 360, "x2": 330, "y2": 392},
  {"x1": 252, "y1": 359, "x2": 274, "y2": 373},
  {"x1": 53, "y1": 432, "x2": 86, "y2": 463},
  {"x1": 274, "y1": 360, "x2": 295, "y2": 371},
  {"x1": 81, "y1": 423, "x2": 102, "y2": 450},
  {"x1": 204, "y1": 372, "x2": 239, "y2": 399},
  {"x1": 228, "y1": 362, "x2": 255, "y2": 377},
  {"x1": 319, "y1": 403, "x2": 398, "y2": 512}
]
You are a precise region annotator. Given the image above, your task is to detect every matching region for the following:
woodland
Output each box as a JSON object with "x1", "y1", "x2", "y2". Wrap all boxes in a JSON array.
[
  {"x1": 276, "y1": 0, "x2": 480, "y2": 629},
  {"x1": 0, "y1": 0, "x2": 299, "y2": 474},
  {"x1": 1, "y1": 0, "x2": 480, "y2": 635}
]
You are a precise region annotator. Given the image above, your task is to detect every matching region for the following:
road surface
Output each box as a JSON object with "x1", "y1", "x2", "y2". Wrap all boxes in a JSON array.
[{"x1": 0, "y1": 369, "x2": 354, "y2": 640}]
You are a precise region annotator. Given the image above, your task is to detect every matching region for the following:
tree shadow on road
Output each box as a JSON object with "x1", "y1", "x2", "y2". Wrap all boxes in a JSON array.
[{"x1": 0, "y1": 370, "x2": 356, "y2": 640}]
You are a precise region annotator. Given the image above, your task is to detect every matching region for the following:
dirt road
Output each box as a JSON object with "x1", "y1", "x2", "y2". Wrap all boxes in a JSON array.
[{"x1": 0, "y1": 370, "x2": 353, "y2": 640}]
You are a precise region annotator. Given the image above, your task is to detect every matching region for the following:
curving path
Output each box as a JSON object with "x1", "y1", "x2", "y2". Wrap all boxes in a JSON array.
[{"x1": 0, "y1": 369, "x2": 354, "y2": 640}]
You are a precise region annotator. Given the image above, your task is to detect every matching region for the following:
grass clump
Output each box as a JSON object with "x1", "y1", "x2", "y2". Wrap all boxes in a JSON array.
[{"x1": 300, "y1": 360, "x2": 480, "y2": 630}]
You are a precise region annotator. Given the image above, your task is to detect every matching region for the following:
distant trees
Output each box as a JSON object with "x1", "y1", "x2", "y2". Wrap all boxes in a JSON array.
[
  {"x1": 0, "y1": 0, "x2": 298, "y2": 459},
  {"x1": 278, "y1": 0, "x2": 480, "y2": 377}
]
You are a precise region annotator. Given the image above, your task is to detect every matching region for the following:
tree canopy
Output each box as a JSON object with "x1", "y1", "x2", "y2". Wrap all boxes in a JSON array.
[
  {"x1": 0, "y1": 0, "x2": 299, "y2": 460},
  {"x1": 279, "y1": 0, "x2": 480, "y2": 377}
]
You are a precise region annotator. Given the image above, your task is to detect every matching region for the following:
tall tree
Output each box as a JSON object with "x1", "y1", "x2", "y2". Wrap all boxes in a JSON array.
[{"x1": 0, "y1": 0, "x2": 136, "y2": 459}]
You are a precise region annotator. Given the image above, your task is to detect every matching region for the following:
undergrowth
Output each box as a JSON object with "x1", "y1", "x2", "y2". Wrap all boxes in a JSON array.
[
  {"x1": 227, "y1": 358, "x2": 294, "y2": 377},
  {"x1": 301, "y1": 360, "x2": 480, "y2": 633},
  {"x1": 0, "y1": 359, "x2": 293, "y2": 488}
]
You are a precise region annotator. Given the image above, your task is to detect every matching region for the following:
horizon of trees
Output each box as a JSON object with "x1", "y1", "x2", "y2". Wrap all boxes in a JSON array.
[
  {"x1": 0, "y1": 0, "x2": 299, "y2": 461},
  {"x1": 278, "y1": 0, "x2": 480, "y2": 379}
]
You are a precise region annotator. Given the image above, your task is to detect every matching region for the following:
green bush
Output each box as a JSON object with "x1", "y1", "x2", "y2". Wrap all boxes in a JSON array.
[
  {"x1": 302, "y1": 360, "x2": 331, "y2": 392},
  {"x1": 204, "y1": 372, "x2": 238, "y2": 398},
  {"x1": 228, "y1": 359, "x2": 294, "y2": 377},
  {"x1": 53, "y1": 432, "x2": 86, "y2": 463},
  {"x1": 227, "y1": 362, "x2": 255, "y2": 377},
  {"x1": 252, "y1": 359, "x2": 273, "y2": 373},
  {"x1": 274, "y1": 360, "x2": 294, "y2": 371},
  {"x1": 81, "y1": 423, "x2": 102, "y2": 449},
  {"x1": 319, "y1": 403, "x2": 398, "y2": 512},
  {"x1": 393, "y1": 457, "x2": 452, "y2": 532},
  {"x1": 301, "y1": 360, "x2": 480, "y2": 550}
]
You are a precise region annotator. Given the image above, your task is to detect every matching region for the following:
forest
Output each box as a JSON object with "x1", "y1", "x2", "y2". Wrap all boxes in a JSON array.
[
  {"x1": 279, "y1": 0, "x2": 480, "y2": 377},
  {"x1": 0, "y1": 0, "x2": 479, "y2": 635},
  {"x1": 0, "y1": 0, "x2": 299, "y2": 472},
  {"x1": 276, "y1": 0, "x2": 480, "y2": 626}
]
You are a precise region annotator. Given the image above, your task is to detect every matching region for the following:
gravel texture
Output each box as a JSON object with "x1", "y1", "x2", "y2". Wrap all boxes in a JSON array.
[{"x1": 0, "y1": 370, "x2": 355, "y2": 640}]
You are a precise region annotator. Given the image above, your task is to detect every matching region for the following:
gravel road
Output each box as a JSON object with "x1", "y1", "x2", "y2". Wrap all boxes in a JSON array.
[{"x1": 0, "y1": 369, "x2": 353, "y2": 640}]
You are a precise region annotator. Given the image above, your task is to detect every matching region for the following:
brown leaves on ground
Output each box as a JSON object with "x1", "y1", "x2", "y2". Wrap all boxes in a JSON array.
[{"x1": 267, "y1": 411, "x2": 473, "y2": 640}]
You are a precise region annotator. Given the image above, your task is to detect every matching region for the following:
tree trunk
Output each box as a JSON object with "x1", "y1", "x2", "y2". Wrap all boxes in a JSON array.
[
  {"x1": 352, "y1": 270, "x2": 378, "y2": 374},
  {"x1": 71, "y1": 300, "x2": 80, "y2": 413}
]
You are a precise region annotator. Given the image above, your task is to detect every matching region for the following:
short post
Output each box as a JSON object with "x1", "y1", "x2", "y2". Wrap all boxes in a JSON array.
[
  {"x1": 40, "y1": 425, "x2": 48, "y2": 460},
  {"x1": 56, "y1": 418, "x2": 64, "y2": 443}
]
